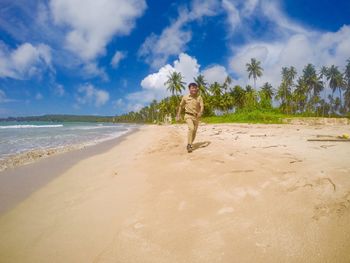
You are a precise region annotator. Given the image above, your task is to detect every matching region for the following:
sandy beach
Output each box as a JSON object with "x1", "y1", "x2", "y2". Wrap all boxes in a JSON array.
[{"x1": 0, "y1": 123, "x2": 350, "y2": 262}]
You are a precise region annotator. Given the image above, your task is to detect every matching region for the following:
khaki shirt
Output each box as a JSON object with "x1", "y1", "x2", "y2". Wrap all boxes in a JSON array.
[{"x1": 180, "y1": 94, "x2": 204, "y2": 118}]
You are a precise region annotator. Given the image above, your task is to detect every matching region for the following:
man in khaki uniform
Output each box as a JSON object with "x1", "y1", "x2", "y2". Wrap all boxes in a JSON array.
[{"x1": 176, "y1": 83, "x2": 204, "y2": 153}]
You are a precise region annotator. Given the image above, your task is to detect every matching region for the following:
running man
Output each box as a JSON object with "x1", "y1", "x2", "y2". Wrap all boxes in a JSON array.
[{"x1": 176, "y1": 82, "x2": 204, "y2": 153}]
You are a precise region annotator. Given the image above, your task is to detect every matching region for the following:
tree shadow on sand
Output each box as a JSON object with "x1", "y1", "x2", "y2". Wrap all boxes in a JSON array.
[{"x1": 192, "y1": 141, "x2": 211, "y2": 151}]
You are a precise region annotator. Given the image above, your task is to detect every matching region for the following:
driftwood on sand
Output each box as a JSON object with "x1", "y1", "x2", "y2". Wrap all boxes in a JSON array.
[{"x1": 308, "y1": 139, "x2": 350, "y2": 142}]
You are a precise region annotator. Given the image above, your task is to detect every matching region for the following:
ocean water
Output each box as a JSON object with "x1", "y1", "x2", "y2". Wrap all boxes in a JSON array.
[{"x1": 0, "y1": 121, "x2": 138, "y2": 160}]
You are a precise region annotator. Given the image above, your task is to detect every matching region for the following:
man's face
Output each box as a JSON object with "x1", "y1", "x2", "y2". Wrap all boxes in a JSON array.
[{"x1": 189, "y1": 85, "x2": 198, "y2": 96}]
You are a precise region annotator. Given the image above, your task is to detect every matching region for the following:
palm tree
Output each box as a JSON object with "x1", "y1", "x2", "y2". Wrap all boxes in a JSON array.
[
  {"x1": 209, "y1": 82, "x2": 222, "y2": 110},
  {"x1": 158, "y1": 100, "x2": 167, "y2": 120},
  {"x1": 276, "y1": 81, "x2": 291, "y2": 113},
  {"x1": 282, "y1": 66, "x2": 297, "y2": 87},
  {"x1": 210, "y1": 82, "x2": 222, "y2": 97},
  {"x1": 169, "y1": 95, "x2": 180, "y2": 116},
  {"x1": 293, "y1": 78, "x2": 308, "y2": 113},
  {"x1": 219, "y1": 93, "x2": 234, "y2": 114},
  {"x1": 194, "y1": 74, "x2": 208, "y2": 97},
  {"x1": 230, "y1": 85, "x2": 246, "y2": 109},
  {"x1": 245, "y1": 85, "x2": 258, "y2": 110},
  {"x1": 344, "y1": 59, "x2": 350, "y2": 112},
  {"x1": 246, "y1": 58, "x2": 263, "y2": 89},
  {"x1": 260, "y1": 82, "x2": 274, "y2": 109},
  {"x1": 222, "y1": 75, "x2": 232, "y2": 92},
  {"x1": 164, "y1": 71, "x2": 186, "y2": 97},
  {"x1": 328, "y1": 65, "x2": 345, "y2": 113},
  {"x1": 261, "y1": 82, "x2": 274, "y2": 101},
  {"x1": 302, "y1": 64, "x2": 322, "y2": 113},
  {"x1": 245, "y1": 85, "x2": 253, "y2": 93},
  {"x1": 319, "y1": 66, "x2": 329, "y2": 116},
  {"x1": 277, "y1": 67, "x2": 296, "y2": 114}
]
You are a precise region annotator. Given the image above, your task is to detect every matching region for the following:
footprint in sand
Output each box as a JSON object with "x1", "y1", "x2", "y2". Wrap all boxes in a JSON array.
[
  {"x1": 320, "y1": 144, "x2": 336, "y2": 149},
  {"x1": 287, "y1": 177, "x2": 336, "y2": 193},
  {"x1": 289, "y1": 158, "x2": 303, "y2": 164},
  {"x1": 313, "y1": 191, "x2": 350, "y2": 220},
  {"x1": 261, "y1": 145, "x2": 287, "y2": 149},
  {"x1": 287, "y1": 180, "x2": 313, "y2": 192}
]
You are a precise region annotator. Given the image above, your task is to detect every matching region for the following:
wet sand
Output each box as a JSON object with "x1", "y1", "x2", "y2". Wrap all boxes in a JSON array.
[
  {"x1": 0, "y1": 129, "x2": 138, "y2": 215},
  {"x1": 0, "y1": 123, "x2": 349, "y2": 262}
]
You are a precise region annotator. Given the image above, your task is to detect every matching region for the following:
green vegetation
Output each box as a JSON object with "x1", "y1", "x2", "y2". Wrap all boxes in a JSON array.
[
  {"x1": 202, "y1": 110, "x2": 287, "y2": 124},
  {"x1": 114, "y1": 57, "x2": 350, "y2": 124}
]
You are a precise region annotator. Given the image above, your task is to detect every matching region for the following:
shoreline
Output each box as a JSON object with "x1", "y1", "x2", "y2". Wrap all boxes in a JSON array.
[
  {"x1": 0, "y1": 127, "x2": 140, "y2": 215},
  {"x1": 0, "y1": 125, "x2": 139, "y2": 173}
]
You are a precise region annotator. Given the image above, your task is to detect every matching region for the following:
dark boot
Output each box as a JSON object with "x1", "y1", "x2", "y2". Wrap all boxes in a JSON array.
[{"x1": 187, "y1": 144, "x2": 193, "y2": 153}]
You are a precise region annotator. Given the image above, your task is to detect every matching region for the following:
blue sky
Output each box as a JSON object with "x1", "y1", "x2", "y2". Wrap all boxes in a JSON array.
[{"x1": 0, "y1": 0, "x2": 349, "y2": 117}]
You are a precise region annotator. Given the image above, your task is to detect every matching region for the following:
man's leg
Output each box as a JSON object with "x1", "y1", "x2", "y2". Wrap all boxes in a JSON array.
[
  {"x1": 185, "y1": 118, "x2": 195, "y2": 152},
  {"x1": 192, "y1": 118, "x2": 199, "y2": 143},
  {"x1": 185, "y1": 118, "x2": 195, "y2": 145}
]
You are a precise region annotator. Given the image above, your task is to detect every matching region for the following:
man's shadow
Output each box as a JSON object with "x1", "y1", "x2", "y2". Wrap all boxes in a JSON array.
[{"x1": 192, "y1": 141, "x2": 211, "y2": 151}]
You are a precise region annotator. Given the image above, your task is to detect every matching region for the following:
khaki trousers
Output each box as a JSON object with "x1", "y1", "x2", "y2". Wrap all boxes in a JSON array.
[{"x1": 185, "y1": 116, "x2": 199, "y2": 145}]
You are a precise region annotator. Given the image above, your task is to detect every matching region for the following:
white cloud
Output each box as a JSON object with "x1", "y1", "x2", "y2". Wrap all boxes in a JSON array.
[
  {"x1": 0, "y1": 1, "x2": 146, "y2": 80},
  {"x1": 126, "y1": 53, "x2": 230, "y2": 111},
  {"x1": 138, "y1": 0, "x2": 305, "y2": 70},
  {"x1": 141, "y1": 53, "x2": 200, "y2": 92},
  {"x1": 229, "y1": 25, "x2": 350, "y2": 88},
  {"x1": 220, "y1": 0, "x2": 350, "y2": 89},
  {"x1": 260, "y1": 1, "x2": 307, "y2": 35},
  {"x1": 82, "y1": 62, "x2": 108, "y2": 81},
  {"x1": 0, "y1": 42, "x2": 52, "y2": 79},
  {"x1": 139, "y1": 0, "x2": 220, "y2": 68},
  {"x1": 126, "y1": 53, "x2": 201, "y2": 111},
  {"x1": 76, "y1": 83, "x2": 110, "y2": 107},
  {"x1": 190, "y1": 0, "x2": 221, "y2": 19},
  {"x1": 202, "y1": 65, "x2": 229, "y2": 84},
  {"x1": 222, "y1": 0, "x2": 306, "y2": 36},
  {"x1": 222, "y1": 0, "x2": 241, "y2": 30},
  {"x1": 111, "y1": 51, "x2": 127, "y2": 68},
  {"x1": 50, "y1": 0, "x2": 146, "y2": 62},
  {"x1": 138, "y1": 16, "x2": 192, "y2": 68},
  {"x1": 242, "y1": 0, "x2": 259, "y2": 16},
  {"x1": 140, "y1": 64, "x2": 175, "y2": 92}
]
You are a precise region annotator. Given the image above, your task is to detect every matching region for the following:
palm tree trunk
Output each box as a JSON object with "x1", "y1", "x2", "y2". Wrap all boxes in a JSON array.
[
  {"x1": 322, "y1": 88, "x2": 326, "y2": 117},
  {"x1": 339, "y1": 88, "x2": 343, "y2": 114},
  {"x1": 254, "y1": 78, "x2": 256, "y2": 90}
]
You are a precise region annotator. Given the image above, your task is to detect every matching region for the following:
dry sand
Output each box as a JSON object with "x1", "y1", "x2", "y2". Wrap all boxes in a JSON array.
[{"x1": 0, "y1": 123, "x2": 350, "y2": 262}]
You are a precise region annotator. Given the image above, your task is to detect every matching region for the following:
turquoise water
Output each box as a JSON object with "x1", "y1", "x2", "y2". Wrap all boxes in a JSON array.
[{"x1": 0, "y1": 122, "x2": 138, "y2": 159}]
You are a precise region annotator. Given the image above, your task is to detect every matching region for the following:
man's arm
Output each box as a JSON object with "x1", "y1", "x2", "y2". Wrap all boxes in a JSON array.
[
  {"x1": 176, "y1": 96, "x2": 185, "y2": 121},
  {"x1": 197, "y1": 96, "x2": 204, "y2": 118}
]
